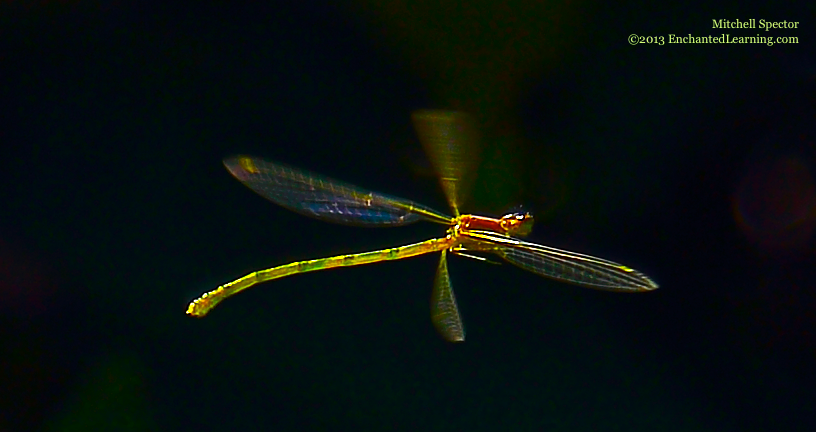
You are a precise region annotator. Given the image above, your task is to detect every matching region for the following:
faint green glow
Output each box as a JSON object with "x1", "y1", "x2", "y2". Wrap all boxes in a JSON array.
[
  {"x1": 44, "y1": 353, "x2": 158, "y2": 432},
  {"x1": 351, "y1": 0, "x2": 582, "y2": 112}
]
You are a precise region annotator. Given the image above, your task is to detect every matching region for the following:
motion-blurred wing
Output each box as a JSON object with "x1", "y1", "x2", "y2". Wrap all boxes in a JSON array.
[
  {"x1": 412, "y1": 110, "x2": 481, "y2": 217},
  {"x1": 431, "y1": 250, "x2": 465, "y2": 342},
  {"x1": 223, "y1": 155, "x2": 451, "y2": 226}
]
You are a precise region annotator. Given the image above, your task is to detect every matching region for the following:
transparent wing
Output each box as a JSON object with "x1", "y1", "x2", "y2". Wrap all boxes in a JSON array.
[
  {"x1": 461, "y1": 231, "x2": 659, "y2": 292},
  {"x1": 412, "y1": 110, "x2": 481, "y2": 217},
  {"x1": 430, "y1": 250, "x2": 465, "y2": 342},
  {"x1": 223, "y1": 155, "x2": 451, "y2": 226}
]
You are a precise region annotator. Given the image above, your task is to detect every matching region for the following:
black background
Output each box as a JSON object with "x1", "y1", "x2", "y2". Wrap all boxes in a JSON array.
[{"x1": 2, "y1": 1, "x2": 814, "y2": 431}]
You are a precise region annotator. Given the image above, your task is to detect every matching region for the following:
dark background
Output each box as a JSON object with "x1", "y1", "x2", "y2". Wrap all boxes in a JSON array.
[{"x1": 2, "y1": 1, "x2": 814, "y2": 431}]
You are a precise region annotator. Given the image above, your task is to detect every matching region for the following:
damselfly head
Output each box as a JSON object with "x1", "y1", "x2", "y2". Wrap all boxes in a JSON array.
[{"x1": 500, "y1": 212, "x2": 534, "y2": 237}]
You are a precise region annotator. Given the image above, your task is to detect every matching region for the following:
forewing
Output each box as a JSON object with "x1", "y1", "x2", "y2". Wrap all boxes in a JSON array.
[
  {"x1": 223, "y1": 155, "x2": 450, "y2": 226},
  {"x1": 462, "y1": 231, "x2": 658, "y2": 292}
]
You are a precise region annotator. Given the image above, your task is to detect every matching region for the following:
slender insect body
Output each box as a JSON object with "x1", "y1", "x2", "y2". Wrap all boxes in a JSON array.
[{"x1": 187, "y1": 111, "x2": 658, "y2": 341}]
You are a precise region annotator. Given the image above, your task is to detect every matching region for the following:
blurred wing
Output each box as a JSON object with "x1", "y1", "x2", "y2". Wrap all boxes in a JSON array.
[
  {"x1": 223, "y1": 156, "x2": 451, "y2": 226},
  {"x1": 462, "y1": 231, "x2": 659, "y2": 292},
  {"x1": 412, "y1": 110, "x2": 481, "y2": 217},
  {"x1": 431, "y1": 250, "x2": 465, "y2": 342}
]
